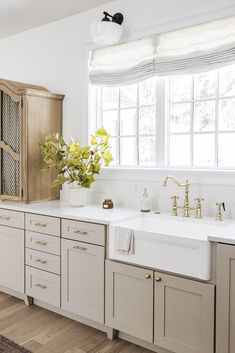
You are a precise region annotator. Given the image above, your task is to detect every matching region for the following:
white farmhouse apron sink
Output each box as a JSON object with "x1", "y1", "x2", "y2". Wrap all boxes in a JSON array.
[{"x1": 109, "y1": 214, "x2": 230, "y2": 280}]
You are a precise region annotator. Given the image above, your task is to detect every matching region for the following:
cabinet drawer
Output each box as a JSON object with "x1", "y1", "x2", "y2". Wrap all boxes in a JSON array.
[
  {"x1": 26, "y1": 266, "x2": 60, "y2": 307},
  {"x1": 26, "y1": 231, "x2": 60, "y2": 255},
  {"x1": 62, "y1": 219, "x2": 105, "y2": 246},
  {"x1": 26, "y1": 213, "x2": 60, "y2": 236},
  {"x1": 0, "y1": 209, "x2": 24, "y2": 229},
  {"x1": 26, "y1": 248, "x2": 60, "y2": 275}
]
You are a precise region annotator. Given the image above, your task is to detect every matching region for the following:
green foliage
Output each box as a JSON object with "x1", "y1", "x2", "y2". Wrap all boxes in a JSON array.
[{"x1": 40, "y1": 128, "x2": 113, "y2": 189}]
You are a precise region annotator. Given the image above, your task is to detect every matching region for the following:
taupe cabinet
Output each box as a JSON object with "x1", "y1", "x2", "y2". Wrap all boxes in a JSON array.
[
  {"x1": 216, "y1": 243, "x2": 235, "y2": 353},
  {"x1": 61, "y1": 219, "x2": 105, "y2": 323},
  {"x1": 154, "y1": 272, "x2": 214, "y2": 353},
  {"x1": 0, "y1": 78, "x2": 64, "y2": 202},
  {"x1": 105, "y1": 260, "x2": 215, "y2": 353},
  {"x1": 105, "y1": 260, "x2": 154, "y2": 342}
]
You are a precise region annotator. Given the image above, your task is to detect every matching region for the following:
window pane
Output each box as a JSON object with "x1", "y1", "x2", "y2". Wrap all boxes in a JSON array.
[
  {"x1": 170, "y1": 135, "x2": 190, "y2": 166},
  {"x1": 139, "y1": 137, "x2": 156, "y2": 166},
  {"x1": 120, "y1": 109, "x2": 137, "y2": 136},
  {"x1": 139, "y1": 77, "x2": 156, "y2": 105},
  {"x1": 219, "y1": 98, "x2": 235, "y2": 131},
  {"x1": 102, "y1": 111, "x2": 118, "y2": 136},
  {"x1": 219, "y1": 64, "x2": 235, "y2": 97},
  {"x1": 139, "y1": 107, "x2": 156, "y2": 135},
  {"x1": 109, "y1": 138, "x2": 119, "y2": 165},
  {"x1": 102, "y1": 87, "x2": 119, "y2": 110},
  {"x1": 218, "y1": 133, "x2": 235, "y2": 167},
  {"x1": 170, "y1": 103, "x2": 191, "y2": 133},
  {"x1": 193, "y1": 134, "x2": 215, "y2": 167},
  {"x1": 120, "y1": 137, "x2": 137, "y2": 166},
  {"x1": 194, "y1": 101, "x2": 215, "y2": 132},
  {"x1": 169, "y1": 75, "x2": 192, "y2": 102},
  {"x1": 120, "y1": 84, "x2": 137, "y2": 107},
  {"x1": 194, "y1": 70, "x2": 216, "y2": 99}
]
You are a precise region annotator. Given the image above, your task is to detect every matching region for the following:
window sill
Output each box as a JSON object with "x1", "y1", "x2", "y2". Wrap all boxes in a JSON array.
[{"x1": 97, "y1": 166, "x2": 235, "y2": 185}]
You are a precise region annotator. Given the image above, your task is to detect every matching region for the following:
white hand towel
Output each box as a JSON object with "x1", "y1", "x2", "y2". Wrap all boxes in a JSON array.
[{"x1": 115, "y1": 227, "x2": 134, "y2": 255}]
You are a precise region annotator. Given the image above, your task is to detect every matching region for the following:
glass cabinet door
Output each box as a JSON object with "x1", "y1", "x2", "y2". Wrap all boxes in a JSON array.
[{"x1": 0, "y1": 91, "x2": 21, "y2": 198}]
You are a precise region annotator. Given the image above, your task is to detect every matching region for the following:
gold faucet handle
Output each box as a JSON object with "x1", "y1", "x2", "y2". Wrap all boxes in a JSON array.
[
  {"x1": 216, "y1": 202, "x2": 225, "y2": 221},
  {"x1": 194, "y1": 198, "x2": 204, "y2": 205},
  {"x1": 216, "y1": 202, "x2": 225, "y2": 210},
  {"x1": 171, "y1": 195, "x2": 179, "y2": 201}
]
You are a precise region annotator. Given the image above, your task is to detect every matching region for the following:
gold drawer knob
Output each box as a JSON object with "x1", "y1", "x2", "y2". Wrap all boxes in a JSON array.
[
  {"x1": 155, "y1": 276, "x2": 162, "y2": 282},
  {"x1": 73, "y1": 245, "x2": 87, "y2": 251},
  {"x1": 145, "y1": 274, "x2": 151, "y2": 279},
  {"x1": 35, "y1": 283, "x2": 47, "y2": 289}
]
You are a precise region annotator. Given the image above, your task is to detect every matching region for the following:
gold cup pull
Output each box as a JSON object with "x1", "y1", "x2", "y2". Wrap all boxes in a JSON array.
[
  {"x1": 35, "y1": 259, "x2": 47, "y2": 264},
  {"x1": 145, "y1": 274, "x2": 151, "y2": 279},
  {"x1": 35, "y1": 283, "x2": 47, "y2": 289},
  {"x1": 73, "y1": 245, "x2": 87, "y2": 251},
  {"x1": 74, "y1": 230, "x2": 88, "y2": 235},
  {"x1": 35, "y1": 241, "x2": 47, "y2": 246},
  {"x1": 155, "y1": 276, "x2": 162, "y2": 282},
  {"x1": 35, "y1": 223, "x2": 47, "y2": 227}
]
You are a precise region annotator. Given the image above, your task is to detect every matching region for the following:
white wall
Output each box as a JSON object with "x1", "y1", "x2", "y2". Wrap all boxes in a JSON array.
[{"x1": 0, "y1": 0, "x2": 235, "y2": 217}]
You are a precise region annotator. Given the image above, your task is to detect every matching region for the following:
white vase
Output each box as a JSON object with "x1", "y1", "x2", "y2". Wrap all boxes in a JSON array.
[{"x1": 69, "y1": 185, "x2": 87, "y2": 207}]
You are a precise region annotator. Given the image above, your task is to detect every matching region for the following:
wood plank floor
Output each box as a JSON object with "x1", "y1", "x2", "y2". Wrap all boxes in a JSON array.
[{"x1": 0, "y1": 292, "x2": 153, "y2": 353}]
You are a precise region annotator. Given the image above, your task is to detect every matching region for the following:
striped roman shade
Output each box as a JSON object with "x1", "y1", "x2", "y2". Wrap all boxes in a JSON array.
[{"x1": 89, "y1": 16, "x2": 235, "y2": 86}]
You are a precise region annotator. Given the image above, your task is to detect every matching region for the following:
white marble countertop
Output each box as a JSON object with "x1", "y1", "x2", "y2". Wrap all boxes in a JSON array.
[
  {"x1": 0, "y1": 200, "x2": 235, "y2": 243},
  {"x1": 0, "y1": 200, "x2": 140, "y2": 225}
]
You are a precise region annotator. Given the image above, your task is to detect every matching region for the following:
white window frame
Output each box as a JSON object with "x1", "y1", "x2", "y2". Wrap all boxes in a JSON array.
[{"x1": 82, "y1": 5, "x2": 235, "y2": 186}]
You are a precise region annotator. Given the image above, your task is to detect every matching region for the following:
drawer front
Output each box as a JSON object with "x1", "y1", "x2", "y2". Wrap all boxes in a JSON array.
[
  {"x1": 26, "y1": 266, "x2": 60, "y2": 307},
  {"x1": 0, "y1": 209, "x2": 24, "y2": 229},
  {"x1": 26, "y1": 213, "x2": 60, "y2": 236},
  {"x1": 26, "y1": 231, "x2": 60, "y2": 255},
  {"x1": 62, "y1": 219, "x2": 105, "y2": 246},
  {"x1": 26, "y1": 248, "x2": 60, "y2": 275}
]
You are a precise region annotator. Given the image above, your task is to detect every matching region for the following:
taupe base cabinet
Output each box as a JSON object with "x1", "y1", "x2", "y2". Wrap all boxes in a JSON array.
[
  {"x1": 1, "y1": 205, "x2": 235, "y2": 353},
  {"x1": 105, "y1": 260, "x2": 215, "y2": 353},
  {"x1": 216, "y1": 243, "x2": 235, "y2": 353}
]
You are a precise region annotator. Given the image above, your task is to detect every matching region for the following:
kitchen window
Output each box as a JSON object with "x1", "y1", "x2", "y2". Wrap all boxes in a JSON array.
[{"x1": 89, "y1": 63, "x2": 235, "y2": 169}]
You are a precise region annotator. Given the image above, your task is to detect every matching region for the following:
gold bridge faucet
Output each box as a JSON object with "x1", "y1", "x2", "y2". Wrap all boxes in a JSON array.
[{"x1": 163, "y1": 176, "x2": 194, "y2": 218}]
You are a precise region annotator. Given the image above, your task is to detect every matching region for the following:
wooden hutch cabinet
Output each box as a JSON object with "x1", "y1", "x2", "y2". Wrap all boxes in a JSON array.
[{"x1": 0, "y1": 78, "x2": 64, "y2": 203}]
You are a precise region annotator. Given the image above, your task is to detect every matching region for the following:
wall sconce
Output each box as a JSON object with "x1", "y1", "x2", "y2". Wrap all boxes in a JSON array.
[{"x1": 90, "y1": 11, "x2": 124, "y2": 46}]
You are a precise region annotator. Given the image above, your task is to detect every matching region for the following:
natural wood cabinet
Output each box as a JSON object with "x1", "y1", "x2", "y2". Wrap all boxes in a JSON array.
[
  {"x1": 105, "y1": 260, "x2": 154, "y2": 343},
  {"x1": 61, "y1": 238, "x2": 105, "y2": 323},
  {"x1": 0, "y1": 224, "x2": 24, "y2": 293},
  {"x1": 154, "y1": 272, "x2": 215, "y2": 353},
  {"x1": 216, "y1": 243, "x2": 235, "y2": 353},
  {"x1": 0, "y1": 78, "x2": 64, "y2": 202}
]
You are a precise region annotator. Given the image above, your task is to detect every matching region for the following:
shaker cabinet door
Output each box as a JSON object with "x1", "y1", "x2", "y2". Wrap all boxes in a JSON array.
[
  {"x1": 105, "y1": 260, "x2": 154, "y2": 343},
  {"x1": 61, "y1": 238, "x2": 105, "y2": 323},
  {"x1": 154, "y1": 272, "x2": 214, "y2": 353},
  {"x1": 0, "y1": 225, "x2": 24, "y2": 293},
  {"x1": 216, "y1": 244, "x2": 235, "y2": 353}
]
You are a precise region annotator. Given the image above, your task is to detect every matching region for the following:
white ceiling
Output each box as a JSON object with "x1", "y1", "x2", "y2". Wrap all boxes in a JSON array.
[{"x1": 0, "y1": 0, "x2": 112, "y2": 39}]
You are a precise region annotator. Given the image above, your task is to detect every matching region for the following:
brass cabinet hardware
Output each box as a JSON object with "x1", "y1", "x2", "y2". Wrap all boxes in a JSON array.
[
  {"x1": 35, "y1": 241, "x2": 47, "y2": 246},
  {"x1": 35, "y1": 283, "x2": 47, "y2": 289},
  {"x1": 216, "y1": 202, "x2": 225, "y2": 221},
  {"x1": 73, "y1": 245, "x2": 87, "y2": 251},
  {"x1": 155, "y1": 276, "x2": 162, "y2": 282},
  {"x1": 35, "y1": 259, "x2": 47, "y2": 264},
  {"x1": 194, "y1": 198, "x2": 204, "y2": 219},
  {"x1": 35, "y1": 223, "x2": 47, "y2": 227},
  {"x1": 74, "y1": 230, "x2": 88, "y2": 235},
  {"x1": 145, "y1": 274, "x2": 151, "y2": 279},
  {"x1": 0, "y1": 216, "x2": 10, "y2": 220}
]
